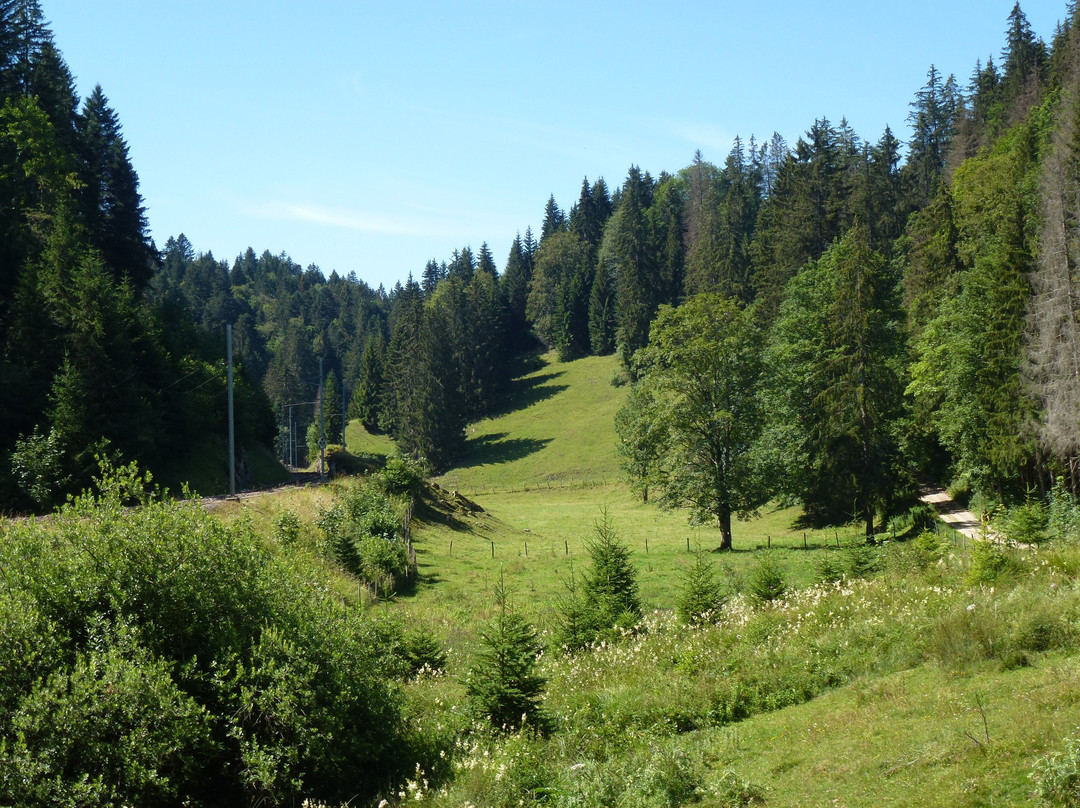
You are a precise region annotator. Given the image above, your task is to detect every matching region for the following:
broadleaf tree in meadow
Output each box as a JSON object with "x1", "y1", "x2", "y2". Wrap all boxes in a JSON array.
[{"x1": 624, "y1": 293, "x2": 766, "y2": 550}]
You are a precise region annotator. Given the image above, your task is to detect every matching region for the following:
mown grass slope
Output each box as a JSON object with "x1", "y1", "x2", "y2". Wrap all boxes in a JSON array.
[{"x1": 436, "y1": 351, "x2": 627, "y2": 494}]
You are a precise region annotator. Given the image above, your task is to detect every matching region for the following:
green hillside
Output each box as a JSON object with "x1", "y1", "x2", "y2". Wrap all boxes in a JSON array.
[{"x1": 436, "y1": 351, "x2": 627, "y2": 494}]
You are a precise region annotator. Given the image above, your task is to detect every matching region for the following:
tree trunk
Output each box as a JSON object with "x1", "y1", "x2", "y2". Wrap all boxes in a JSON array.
[{"x1": 718, "y1": 508, "x2": 733, "y2": 551}]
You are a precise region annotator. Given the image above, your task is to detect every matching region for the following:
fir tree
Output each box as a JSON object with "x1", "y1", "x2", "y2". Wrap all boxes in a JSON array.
[{"x1": 466, "y1": 575, "x2": 546, "y2": 731}]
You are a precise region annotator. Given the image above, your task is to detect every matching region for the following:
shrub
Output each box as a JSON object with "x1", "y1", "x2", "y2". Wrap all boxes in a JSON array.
[
  {"x1": 317, "y1": 481, "x2": 411, "y2": 590},
  {"x1": 466, "y1": 576, "x2": 546, "y2": 732},
  {"x1": 378, "y1": 451, "x2": 426, "y2": 497},
  {"x1": 273, "y1": 508, "x2": 302, "y2": 546},
  {"x1": 1033, "y1": 735, "x2": 1080, "y2": 806},
  {"x1": 711, "y1": 770, "x2": 767, "y2": 806},
  {"x1": 0, "y1": 621, "x2": 212, "y2": 807},
  {"x1": 0, "y1": 460, "x2": 409, "y2": 806},
  {"x1": 10, "y1": 425, "x2": 69, "y2": 511},
  {"x1": 1050, "y1": 478, "x2": 1080, "y2": 543}
]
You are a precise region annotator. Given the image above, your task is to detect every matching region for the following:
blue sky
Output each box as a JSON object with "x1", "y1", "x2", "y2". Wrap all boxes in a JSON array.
[{"x1": 47, "y1": 1, "x2": 1066, "y2": 290}]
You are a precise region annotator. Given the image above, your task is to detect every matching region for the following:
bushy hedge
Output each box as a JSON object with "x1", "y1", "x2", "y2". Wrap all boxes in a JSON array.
[{"x1": 0, "y1": 461, "x2": 413, "y2": 807}]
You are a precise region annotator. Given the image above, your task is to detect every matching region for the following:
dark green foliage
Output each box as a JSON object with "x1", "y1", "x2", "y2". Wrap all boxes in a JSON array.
[
  {"x1": 905, "y1": 65, "x2": 960, "y2": 205},
  {"x1": 607, "y1": 166, "x2": 660, "y2": 368},
  {"x1": 582, "y1": 510, "x2": 642, "y2": 636},
  {"x1": 350, "y1": 330, "x2": 386, "y2": 431},
  {"x1": 765, "y1": 225, "x2": 906, "y2": 536},
  {"x1": 587, "y1": 254, "x2": 616, "y2": 354},
  {"x1": 747, "y1": 551, "x2": 787, "y2": 604},
  {"x1": 677, "y1": 548, "x2": 725, "y2": 625},
  {"x1": 0, "y1": 461, "x2": 409, "y2": 805},
  {"x1": 555, "y1": 512, "x2": 642, "y2": 650},
  {"x1": 75, "y1": 85, "x2": 153, "y2": 287},
  {"x1": 399, "y1": 627, "x2": 448, "y2": 677},
  {"x1": 1001, "y1": 489, "x2": 1050, "y2": 544},
  {"x1": 466, "y1": 576, "x2": 546, "y2": 731}
]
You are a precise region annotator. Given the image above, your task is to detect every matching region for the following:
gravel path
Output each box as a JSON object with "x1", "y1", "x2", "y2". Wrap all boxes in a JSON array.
[{"x1": 919, "y1": 488, "x2": 992, "y2": 540}]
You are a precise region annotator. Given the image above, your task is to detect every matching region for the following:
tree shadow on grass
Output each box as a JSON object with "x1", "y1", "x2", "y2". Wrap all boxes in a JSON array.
[
  {"x1": 455, "y1": 432, "x2": 553, "y2": 469},
  {"x1": 486, "y1": 371, "x2": 569, "y2": 417}
]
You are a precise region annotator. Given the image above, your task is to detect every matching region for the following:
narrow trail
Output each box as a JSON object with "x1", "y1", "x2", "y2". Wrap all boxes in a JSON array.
[
  {"x1": 198, "y1": 471, "x2": 325, "y2": 510},
  {"x1": 918, "y1": 487, "x2": 991, "y2": 540}
]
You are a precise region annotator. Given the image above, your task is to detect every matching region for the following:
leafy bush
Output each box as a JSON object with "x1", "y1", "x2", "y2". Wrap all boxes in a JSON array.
[
  {"x1": 1050, "y1": 478, "x2": 1080, "y2": 543},
  {"x1": 378, "y1": 451, "x2": 426, "y2": 497},
  {"x1": 273, "y1": 508, "x2": 302, "y2": 546},
  {"x1": 317, "y1": 481, "x2": 411, "y2": 591},
  {"x1": 10, "y1": 425, "x2": 69, "y2": 511},
  {"x1": 1033, "y1": 735, "x2": 1080, "y2": 806},
  {"x1": 711, "y1": 769, "x2": 767, "y2": 806},
  {"x1": 0, "y1": 460, "x2": 410, "y2": 806}
]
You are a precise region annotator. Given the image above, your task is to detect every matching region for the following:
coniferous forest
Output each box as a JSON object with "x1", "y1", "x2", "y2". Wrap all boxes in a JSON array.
[
  {"x1": 9, "y1": 0, "x2": 1080, "y2": 804},
  {"x1": 4, "y1": 0, "x2": 1080, "y2": 517}
]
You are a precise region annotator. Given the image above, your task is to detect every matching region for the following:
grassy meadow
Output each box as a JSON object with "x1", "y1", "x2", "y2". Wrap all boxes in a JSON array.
[{"x1": 35, "y1": 348, "x2": 1080, "y2": 806}]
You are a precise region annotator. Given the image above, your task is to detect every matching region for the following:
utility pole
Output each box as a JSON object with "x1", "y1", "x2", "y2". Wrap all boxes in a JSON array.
[
  {"x1": 226, "y1": 324, "x2": 236, "y2": 496},
  {"x1": 341, "y1": 375, "x2": 348, "y2": 451},
  {"x1": 319, "y1": 357, "x2": 326, "y2": 482}
]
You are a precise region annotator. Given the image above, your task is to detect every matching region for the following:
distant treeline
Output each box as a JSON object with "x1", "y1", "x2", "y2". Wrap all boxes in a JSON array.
[
  {"x1": 4, "y1": 0, "x2": 1080, "y2": 515},
  {"x1": 155, "y1": 3, "x2": 1080, "y2": 513}
]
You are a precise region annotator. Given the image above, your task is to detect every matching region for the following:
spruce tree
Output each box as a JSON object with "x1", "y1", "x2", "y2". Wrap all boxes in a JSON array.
[
  {"x1": 75, "y1": 85, "x2": 153, "y2": 287},
  {"x1": 581, "y1": 509, "x2": 641, "y2": 635},
  {"x1": 466, "y1": 575, "x2": 546, "y2": 731}
]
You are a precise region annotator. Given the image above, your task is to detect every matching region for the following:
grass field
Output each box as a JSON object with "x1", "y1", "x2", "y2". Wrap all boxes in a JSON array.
[{"x1": 436, "y1": 351, "x2": 627, "y2": 493}]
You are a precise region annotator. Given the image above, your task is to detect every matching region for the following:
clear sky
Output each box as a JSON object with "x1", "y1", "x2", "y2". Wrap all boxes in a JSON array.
[{"x1": 45, "y1": 1, "x2": 1067, "y2": 291}]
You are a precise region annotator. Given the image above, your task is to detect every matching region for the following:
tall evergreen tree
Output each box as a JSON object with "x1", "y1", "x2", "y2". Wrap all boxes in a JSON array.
[
  {"x1": 350, "y1": 330, "x2": 386, "y2": 431},
  {"x1": 540, "y1": 193, "x2": 566, "y2": 241},
  {"x1": 606, "y1": 165, "x2": 659, "y2": 368},
  {"x1": 500, "y1": 233, "x2": 533, "y2": 352},
  {"x1": 75, "y1": 85, "x2": 154, "y2": 287},
  {"x1": 766, "y1": 225, "x2": 906, "y2": 536}
]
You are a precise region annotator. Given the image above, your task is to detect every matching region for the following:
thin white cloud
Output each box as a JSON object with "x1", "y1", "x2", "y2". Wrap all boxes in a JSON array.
[
  {"x1": 242, "y1": 200, "x2": 521, "y2": 242},
  {"x1": 668, "y1": 122, "x2": 738, "y2": 156}
]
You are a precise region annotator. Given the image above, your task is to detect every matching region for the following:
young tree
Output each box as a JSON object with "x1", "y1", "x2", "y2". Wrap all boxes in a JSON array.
[
  {"x1": 580, "y1": 509, "x2": 641, "y2": 635},
  {"x1": 626, "y1": 293, "x2": 766, "y2": 549},
  {"x1": 466, "y1": 574, "x2": 546, "y2": 731},
  {"x1": 677, "y1": 547, "x2": 724, "y2": 625}
]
